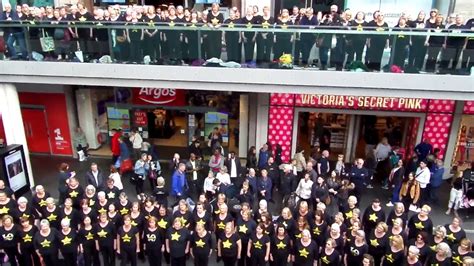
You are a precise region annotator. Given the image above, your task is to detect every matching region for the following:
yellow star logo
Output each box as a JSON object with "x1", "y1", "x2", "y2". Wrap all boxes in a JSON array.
[
  {"x1": 22, "y1": 234, "x2": 32, "y2": 243},
  {"x1": 122, "y1": 234, "x2": 131, "y2": 242},
  {"x1": 158, "y1": 219, "x2": 168, "y2": 229},
  {"x1": 97, "y1": 229, "x2": 108, "y2": 238},
  {"x1": 79, "y1": 17, "x2": 86, "y2": 22},
  {"x1": 446, "y1": 233, "x2": 456, "y2": 242},
  {"x1": 222, "y1": 239, "x2": 232, "y2": 248},
  {"x1": 299, "y1": 248, "x2": 309, "y2": 258},
  {"x1": 414, "y1": 222, "x2": 424, "y2": 230},
  {"x1": 69, "y1": 190, "x2": 78, "y2": 198},
  {"x1": 246, "y1": 22, "x2": 252, "y2": 29},
  {"x1": 39, "y1": 199, "x2": 47, "y2": 207},
  {"x1": 40, "y1": 239, "x2": 51, "y2": 247},
  {"x1": 61, "y1": 236, "x2": 72, "y2": 245},
  {"x1": 131, "y1": 220, "x2": 138, "y2": 227},
  {"x1": 254, "y1": 240, "x2": 263, "y2": 249},
  {"x1": 86, "y1": 232, "x2": 94, "y2": 240},
  {"x1": 89, "y1": 199, "x2": 95, "y2": 206},
  {"x1": 321, "y1": 255, "x2": 330, "y2": 264},
  {"x1": 169, "y1": 21, "x2": 175, "y2": 27},
  {"x1": 262, "y1": 21, "x2": 271, "y2": 29},
  {"x1": 281, "y1": 23, "x2": 288, "y2": 29},
  {"x1": 239, "y1": 224, "x2": 248, "y2": 234},
  {"x1": 386, "y1": 254, "x2": 394, "y2": 263},
  {"x1": 211, "y1": 17, "x2": 219, "y2": 25},
  {"x1": 313, "y1": 227, "x2": 321, "y2": 236},
  {"x1": 0, "y1": 206, "x2": 10, "y2": 214},
  {"x1": 369, "y1": 213, "x2": 378, "y2": 222},
  {"x1": 120, "y1": 208, "x2": 129, "y2": 215},
  {"x1": 196, "y1": 219, "x2": 206, "y2": 227},
  {"x1": 21, "y1": 213, "x2": 30, "y2": 219},
  {"x1": 357, "y1": 25, "x2": 363, "y2": 31},
  {"x1": 276, "y1": 241, "x2": 286, "y2": 249},
  {"x1": 63, "y1": 216, "x2": 71, "y2": 224},
  {"x1": 345, "y1": 210, "x2": 353, "y2": 219},
  {"x1": 180, "y1": 218, "x2": 187, "y2": 226},
  {"x1": 430, "y1": 244, "x2": 437, "y2": 251},
  {"x1": 171, "y1": 232, "x2": 180, "y2": 241},
  {"x1": 195, "y1": 239, "x2": 205, "y2": 248},
  {"x1": 295, "y1": 233, "x2": 302, "y2": 239},
  {"x1": 107, "y1": 192, "x2": 115, "y2": 199},
  {"x1": 47, "y1": 213, "x2": 57, "y2": 221},
  {"x1": 370, "y1": 239, "x2": 379, "y2": 247},
  {"x1": 453, "y1": 255, "x2": 463, "y2": 265},
  {"x1": 217, "y1": 221, "x2": 225, "y2": 230},
  {"x1": 98, "y1": 208, "x2": 107, "y2": 214},
  {"x1": 228, "y1": 22, "x2": 234, "y2": 28}
]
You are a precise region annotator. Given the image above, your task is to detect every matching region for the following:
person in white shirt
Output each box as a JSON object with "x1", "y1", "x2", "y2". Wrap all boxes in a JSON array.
[
  {"x1": 216, "y1": 166, "x2": 231, "y2": 185},
  {"x1": 109, "y1": 166, "x2": 123, "y2": 190},
  {"x1": 415, "y1": 160, "x2": 431, "y2": 207},
  {"x1": 375, "y1": 137, "x2": 392, "y2": 189},
  {"x1": 129, "y1": 129, "x2": 143, "y2": 159},
  {"x1": 203, "y1": 171, "x2": 216, "y2": 200},
  {"x1": 295, "y1": 172, "x2": 314, "y2": 203}
]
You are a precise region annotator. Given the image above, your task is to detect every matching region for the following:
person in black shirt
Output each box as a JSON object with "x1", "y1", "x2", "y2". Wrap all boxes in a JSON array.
[
  {"x1": 391, "y1": 16, "x2": 410, "y2": 68},
  {"x1": 247, "y1": 222, "x2": 271, "y2": 265},
  {"x1": 408, "y1": 11, "x2": 428, "y2": 70},
  {"x1": 18, "y1": 217, "x2": 40, "y2": 266},
  {"x1": 79, "y1": 215, "x2": 100, "y2": 266},
  {"x1": 207, "y1": 3, "x2": 224, "y2": 59},
  {"x1": 224, "y1": 9, "x2": 241, "y2": 63},
  {"x1": 191, "y1": 223, "x2": 213, "y2": 266},
  {"x1": 75, "y1": 4, "x2": 93, "y2": 61},
  {"x1": 320, "y1": 238, "x2": 340, "y2": 266},
  {"x1": 348, "y1": 11, "x2": 368, "y2": 63},
  {"x1": 344, "y1": 229, "x2": 368, "y2": 265},
  {"x1": 426, "y1": 14, "x2": 446, "y2": 72},
  {"x1": 164, "y1": 6, "x2": 183, "y2": 62},
  {"x1": 34, "y1": 219, "x2": 59, "y2": 266},
  {"x1": 143, "y1": 216, "x2": 165, "y2": 266},
  {"x1": 218, "y1": 221, "x2": 242, "y2": 266},
  {"x1": 461, "y1": 18, "x2": 474, "y2": 69},
  {"x1": 0, "y1": 215, "x2": 20, "y2": 266},
  {"x1": 365, "y1": 12, "x2": 388, "y2": 71},
  {"x1": 293, "y1": 229, "x2": 319, "y2": 266},
  {"x1": 143, "y1": 6, "x2": 161, "y2": 62},
  {"x1": 58, "y1": 218, "x2": 78, "y2": 266},
  {"x1": 241, "y1": 7, "x2": 258, "y2": 64},
  {"x1": 270, "y1": 224, "x2": 292, "y2": 265},
  {"x1": 256, "y1": 6, "x2": 274, "y2": 65},
  {"x1": 166, "y1": 217, "x2": 190, "y2": 266},
  {"x1": 440, "y1": 14, "x2": 467, "y2": 71},
  {"x1": 96, "y1": 213, "x2": 116, "y2": 266},
  {"x1": 126, "y1": 11, "x2": 144, "y2": 63},
  {"x1": 183, "y1": 11, "x2": 200, "y2": 63},
  {"x1": 117, "y1": 215, "x2": 140, "y2": 266}
]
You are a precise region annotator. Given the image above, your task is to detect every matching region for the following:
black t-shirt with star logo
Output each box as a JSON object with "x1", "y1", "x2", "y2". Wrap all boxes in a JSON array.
[
  {"x1": 0, "y1": 224, "x2": 19, "y2": 248},
  {"x1": 16, "y1": 205, "x2": 36, "y2": 224},
  {"x1": 191, "y1": 232, "x2": 213, "y2": 257},
  {"x1": 451, "y1": 245, "x2": 474, "y2": 266},
  {"x1": 382, "y1": 248, "x2": 404, "y2": 265},
  {"x1": 207, "y1": 12, "x2": 224, "y2": 27},
  {"x1": 362, "y1": 206, "x2": 385, "y2": 233},
  {"x1": 34, "y1": 228, "x2": 59, "y2": 255},
  {"x1": 250, "y1": 233, "x2": 270, "y2": 257},
  {"x1": 215, "y1": 213, "x2": 234, "y2": 238},
  {"x1": 18, "y1": 225, "x2": 37, "y2": 249},
  {"x1": 32, "y1": 193, "x2": 50, "y2": 216},
  {"x1": 191, "y1": 211, "x2": 212, "y2": 232},
  {"x1": 95, "y1": 221, "x2": 116, "y2": 248},
  {"x1": 167, "y1": 227, "x2": 190, "y2": 258},
  {"x1": 368, "y1": 231, "x2": 388, "y2": 257},
  {"x1": 444, "y1": 224, "x2": 466, "y2": 248},
  {"x1": 310, "y1": 220, "x2": 328, "y2": 247},
  {"x1": 271, "y1": 234, "x2": 291, "y2": 260},
  {"x1": 172, "y1": 210, "x2": 192, "y2": 229},
  {"x1": 236, "y1": 217, "x2": 256, "y2": 242},
  {"x1": 319, "y1": 248, "x2": 340, "y2": 266},
  {"x1": 42, "y1": 207, "x2": 60, "y2": 229},
  {"x1": 59, "y1": 207, "x2": 80, "y2": 230},
  {"x1": 407, "y1": 215, "x2": 433, "y2": 240},
  {"x1": 293, "y1": 240, "x2": 319, "y2": 266},
  {"x1": 78, "y1": 227, "x2": 96, "y2": 248},
  {"x1": 0, "y1": 198, "x2": 17, "y2": 219},
  {"x1": 345, "y1": 241, "x2": 368, "y2": 265},
  {"x1": 219, "y1": 232, "x2": 240, "y2": 258},
  {"x1": 58, "y1": 229, "x2": 77, "y2": 254},
  {"x1": 66, "y1": 185, "x2": 84, "y2": 208},
  {"x1": 118, "y1": 226, "x2": 139, "y2": 248}
]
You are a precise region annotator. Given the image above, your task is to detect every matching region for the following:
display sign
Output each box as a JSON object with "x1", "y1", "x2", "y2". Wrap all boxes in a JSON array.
[
  {"x1": 296, "y1": 94, "x2": 428, "y2": 112},
  {"x1": 133, "y1": 110, "x2": 148, "y2": 126},
  {"x1": 0, "y1": 145, "x2": 30, "y2": 197},
  {"x1": 205, "y1": 112, "x2": 229, "y2": 145},
  {"x1": 132, "y1": 88, "x2": 186, "y2": 106}
]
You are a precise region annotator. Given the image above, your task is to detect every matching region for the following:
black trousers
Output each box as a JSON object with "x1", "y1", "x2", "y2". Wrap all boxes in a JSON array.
[
  {"x1": 223, "y1": 256, "x2": 237, "y2": 266},
  {"x1": 41, "y1": 253, "x2": 58, "y2": 266},
  {"x1": 274, "y1": 36, "x2": 292, "y2": 59},
  {"x1": 100, "y1": 245, "x2": 115, "y2": 266},
  {"x1": 243, "y1": 35, "x2": 256, "y2": 62},
  {"x1": 238, "y1": 242, "x2": 250, "y2": 266},
  {"x1": 135, "y1": 177, "x2": 144, "y2": 194},
  {"x1": 250, "y1": 254, "x2": 266, "y2": 266},
  {"x1": 147, "y1": 248, "x2": 162, "y2": 266},
  {"x1": 226, "y1": 33, "x2": 241, "y2": 62},
  {"x1": 193, "y1": 252, "x2": 209, "y2": 266},
  {"x1": 120, "y1": 246, "x2": 137, "y2": 266},
  {"x1": 4, "y1": 247, "x2": 18, "y2": 266},
  {"x1": 19, "y1": 246, "x2": 41, "y2": 266},
  {"x1": 207, "y1": 31, "x2": 222, "y2": 59},
  {"x1": 408, "y1": 39, "x2": 427, "y2": 69},
  {"x1": 256, "y1": 33, "x2": 273, "y2": 64},
  {"x1": 62, "y1": 251, "x2": 77, "y2": 266},
  {"x1": 171, "y1": 256, "x2": 186, "y2": 266},
  {"x1": 83, "y1": 244, "x2": 100, "y2": 266},
  {"x1": 425, "y1": 46, "x2": 442, "y2": 72}
]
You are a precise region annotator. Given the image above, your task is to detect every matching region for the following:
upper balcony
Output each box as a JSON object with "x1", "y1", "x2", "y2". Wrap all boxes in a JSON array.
[{"x1": 1, "y1": 22, "x2": 473, "y2": 99}]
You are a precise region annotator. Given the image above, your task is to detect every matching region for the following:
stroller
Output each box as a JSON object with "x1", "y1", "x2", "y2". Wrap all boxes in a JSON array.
[{"x1": 459, "y1": 175, "x2": 474, "y2": 219}]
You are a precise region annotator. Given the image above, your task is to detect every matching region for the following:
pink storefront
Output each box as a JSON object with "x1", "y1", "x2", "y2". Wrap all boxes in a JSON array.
[{"x1": 267, "y1": 93, "x2": 456, "y2": 163}]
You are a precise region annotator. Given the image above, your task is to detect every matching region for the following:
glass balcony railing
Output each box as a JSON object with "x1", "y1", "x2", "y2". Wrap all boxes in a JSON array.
[{"x1": 1, "y1": 22, "x2": 473, "y2": 75}]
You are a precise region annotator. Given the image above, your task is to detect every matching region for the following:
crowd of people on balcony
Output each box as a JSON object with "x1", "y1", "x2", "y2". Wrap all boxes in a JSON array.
[{"x1": 1, "y1": 2, "x2": 473, "y2": 71}]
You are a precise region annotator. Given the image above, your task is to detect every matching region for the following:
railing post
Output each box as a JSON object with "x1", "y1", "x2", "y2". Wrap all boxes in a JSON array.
[
  {"x1": 197, "y1": 28, "x2": 202, "y2": 62},
  {"x1": 291, "y1": 32, "x2": 296, "y2": 65},
  {"x1": 107, "y1": 28, "x2": 114, "y2": 61}
]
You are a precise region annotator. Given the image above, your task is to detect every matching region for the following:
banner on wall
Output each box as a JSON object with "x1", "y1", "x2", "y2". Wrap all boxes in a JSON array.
[
  {"x1": 133, "y1": 110, "x2": 148, "y2": 126},
  {"x1": 132, "y1": 88, "x2": 186, "y2": 106}
]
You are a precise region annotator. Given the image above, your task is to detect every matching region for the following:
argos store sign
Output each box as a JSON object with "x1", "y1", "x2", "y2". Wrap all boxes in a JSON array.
[{"x1": 132, "y1": 88, "x2": 186, "y2": 106}]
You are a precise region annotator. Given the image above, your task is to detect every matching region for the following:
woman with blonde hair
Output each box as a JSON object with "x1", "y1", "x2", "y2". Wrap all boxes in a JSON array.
[
  {"x1": 344, "y1": 229, "x2": 368, "y2": 265},
  {"x1": 405, "y1": 245, "x2": 421, "y2": 266},
  {"x1": 428, "y1": 242, "x2": 452, "y2": 265},
  {"x1": 445, "y1": 216, "x2": 466, "y2": 247},
  {"x1": 446, "y1": 170, "x2": 464, "y2": 216},
  {"x1": 166, "y1": 217, "x2": 191, "y2": 266},
  {"x1": 382, "y1": 234, "x2": 404, "y2": 265},
  {"x1": 368, "y1": 221, "x2": 389, "y2": 266},
  {"x1": 451, "y1": 238, "x2": 472, "y2": 265}
]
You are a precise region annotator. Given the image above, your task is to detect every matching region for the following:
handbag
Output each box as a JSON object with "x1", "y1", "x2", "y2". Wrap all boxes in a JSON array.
[
  {"x1": 149, "y1": 170, "x2": 157, "y2": 180},
  {"x1": 120, "y1": 159, "x2": 133, "y2": 174},
  {"x1": 40, "y1": 30, "x2": 55, "y2": 52}
]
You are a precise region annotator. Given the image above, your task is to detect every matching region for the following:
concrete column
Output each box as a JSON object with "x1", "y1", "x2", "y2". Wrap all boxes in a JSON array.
[
  {"x1": 444, "y1": 101, "x2": 465, "y2": 178},
  {"x1": 239, "y1": 94, "x2": 249, "y2": 158},
  {"x1": 255, "y1": 93, "x2": 269, "y2": 151},
  {"x1": 0, "y1": 83, "x2": 34, "y2": 187},
  {"x1": 76, "y1": 89, "x2": 100, "y2": 149}
]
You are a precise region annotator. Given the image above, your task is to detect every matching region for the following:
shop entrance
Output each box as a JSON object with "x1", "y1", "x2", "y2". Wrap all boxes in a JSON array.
[{"x1": 296, "y1": 111, "x2": 420, "y2": 162}]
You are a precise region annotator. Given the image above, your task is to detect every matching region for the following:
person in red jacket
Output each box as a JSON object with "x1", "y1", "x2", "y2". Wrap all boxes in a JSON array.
[{"x1": 111, "y1": 128, "x2": 122, "y2": 164}]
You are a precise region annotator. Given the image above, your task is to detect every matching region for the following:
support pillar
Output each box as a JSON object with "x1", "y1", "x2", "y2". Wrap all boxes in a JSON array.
[{"x1": 0, "y1": 84, "x2": 34, "y2": 187}]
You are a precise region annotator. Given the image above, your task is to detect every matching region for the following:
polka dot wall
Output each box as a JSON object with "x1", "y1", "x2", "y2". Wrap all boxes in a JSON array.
[
  {"x1": 268, "y1": 106, "x2": 294, "y2": 162},
  {"x1": 464, "y1": 101, "x2": 474, "y2": 115}
]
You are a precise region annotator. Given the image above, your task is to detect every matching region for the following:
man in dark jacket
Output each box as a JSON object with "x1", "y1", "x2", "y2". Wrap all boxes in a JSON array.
[
  {"x1": 349, "y1": 158, "x2": 369, "y2": 202},
  {"x1": 85, "y1": 162, "x2": 105, "y2": 190},
  {"x1": 225, "y1": 151, "x2": 242, "y2": 186},
  {"x1": 264, "y1": 156, "x2": 280, "y2": 192}
]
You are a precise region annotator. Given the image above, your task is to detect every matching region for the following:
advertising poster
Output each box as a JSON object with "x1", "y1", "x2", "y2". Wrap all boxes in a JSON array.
[{"x1": 4, "y1": 150, "x2": 27, "y2": 192}]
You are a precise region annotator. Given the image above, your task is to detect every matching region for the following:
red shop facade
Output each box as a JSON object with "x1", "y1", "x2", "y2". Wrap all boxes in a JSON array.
[{"x1": 267, "y1": 93, "x2": 456, "y2": 163}]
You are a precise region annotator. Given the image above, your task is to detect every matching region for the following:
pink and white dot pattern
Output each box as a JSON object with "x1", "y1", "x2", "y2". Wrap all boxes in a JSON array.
[
  {"x1": 422, "y1": 114, "x2": 453, "y2": 160},
  {"x1": 464, "y1": 101, "x2": 474, "y2": 114},
  {"x1": 268, "y1": 106, "x2": 294, "y2": 162},
  {"x1": 427, "y1": 100, "x2": 455, "y2": 113},
  {"x1": 270, "y1": 93, "x2": 295, "y2": 106}
]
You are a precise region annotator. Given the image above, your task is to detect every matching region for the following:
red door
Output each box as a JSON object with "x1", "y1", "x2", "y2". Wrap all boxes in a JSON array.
[{"x1": 21, "y1": 108, "x2": 51, "y2": 154}]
